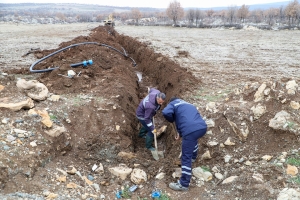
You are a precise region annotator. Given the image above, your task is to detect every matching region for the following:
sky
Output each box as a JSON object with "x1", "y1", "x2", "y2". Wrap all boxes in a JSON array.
[{"x1": 1, "y1": 0, "x2": 289, "y2": 8}]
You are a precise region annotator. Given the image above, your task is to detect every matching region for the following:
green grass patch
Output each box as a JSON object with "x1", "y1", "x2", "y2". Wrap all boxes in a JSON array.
[
  {"x1": 121, "y1": 186, "x2": 131, "y2": 199},
  {"x1": 286, "y1": 156, "x2": 300, "y2": 166},
  {"x1": 49, "y1": 113, "x2": 57, "y2": 121},
  {"x1": 201, "y1": 165, "x2": 210, "y2": 172},
  {"x1": 289, "y1": 176, "x2": 300, "y2": 185}
]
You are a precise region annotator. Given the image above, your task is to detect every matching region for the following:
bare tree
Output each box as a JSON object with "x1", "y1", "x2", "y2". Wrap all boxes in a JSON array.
[
  {"x1": 166, "y1": 0, "x2": 184, "y2": 26},
  {"x1": 285, "y1": 0, "x2": 299, "y2": 26},
  {"x1": 237, "y1": 4, "x2": 250, "y2": 23},
  {"x1": 195, "y1": 9, "x2": 204, "y2": 27},
  {"x1": 227, "y1": 5, "x2": 237, "y2": 24},
  {"x1": 131, "y1": 8, "x2": 142, "y2": 25},
  {"x1": 205, "y1": 9, "x2": 214, "y2": 18},
  {"x1": 279, "y1": 5, "x2": 285, "y2": 25},
  {"x1": 264, "y1": 8, "x2": 278, "y2": 25},
  {"x1": 250, "y1": 9, "x2": 264, "y2": 23},
  {"x1": 186, "y1": 9, "x2": 195, "y2": 27}
]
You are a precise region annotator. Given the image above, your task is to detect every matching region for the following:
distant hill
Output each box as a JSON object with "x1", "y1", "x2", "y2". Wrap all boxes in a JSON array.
[
  {"x1": 0, "y1": 1, "x2": 291, "y2": 14},
  {"x1": 186, "y1": 1, "x2": 290, "y2": 11}
]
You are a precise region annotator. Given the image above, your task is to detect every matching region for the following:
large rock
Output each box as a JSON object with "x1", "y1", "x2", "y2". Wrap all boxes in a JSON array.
[
  {"x1": 0, "y1": 98, "x2": 34, "y2": 111},
  {"x1": 277, "y1": 188, "x2": 300, "y2": 200},
  {"x1": 44, "y1": 125, "x2": 66, "y2": 137},
  {"x1": 251, "y1": 104, "x2": 266, "y2": 120},
  {"x1": 109, "y1": 165, "x2": 132, "y2": 180},
  {"x1": 130, "y1": 168, "x2": 147, "y2": 184},
  {"x1": 286, "y1": 80, "x2": 298, "y2": 95},
  {"x1": 192, "y1": 167, "x2": 212, "y2": 182},
  {"x1": 269, "y1": 111, "x2": 299, "y2": 134},
  {"x1": 16, "y1": 79, "x2": 49, "y2": 101},
  {"x1": 254, "y1": 83, "x2": 267, "y2": 102}
]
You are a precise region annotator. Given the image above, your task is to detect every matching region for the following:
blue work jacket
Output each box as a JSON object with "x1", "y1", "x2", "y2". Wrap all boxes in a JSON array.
[{"x1": 162, "y1": 98, "x2": 207, "y2": 137}]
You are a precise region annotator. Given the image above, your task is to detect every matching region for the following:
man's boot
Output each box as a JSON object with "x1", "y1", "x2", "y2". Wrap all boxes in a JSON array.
[{"x1": 145, "y1": 135, "x2": 155, "y2": 151}]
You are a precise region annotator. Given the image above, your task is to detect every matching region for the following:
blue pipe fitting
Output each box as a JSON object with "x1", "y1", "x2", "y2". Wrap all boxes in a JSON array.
[{"x1": 71, "y1": 59, "x2": 93, "y2": 68}]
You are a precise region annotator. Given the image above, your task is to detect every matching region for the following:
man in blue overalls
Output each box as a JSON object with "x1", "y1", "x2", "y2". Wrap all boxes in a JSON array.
[
  {"x1": 136, "y1": 88, "x2": 166, "y2": 151},
  {"x1": 162, "y1": 97, "x2": 207, "y2": 191}
]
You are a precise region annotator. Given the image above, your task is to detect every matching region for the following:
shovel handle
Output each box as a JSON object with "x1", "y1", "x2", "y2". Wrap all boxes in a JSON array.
[{"x1": 153, "y1": 117, "x2": 158, "y2": 149}]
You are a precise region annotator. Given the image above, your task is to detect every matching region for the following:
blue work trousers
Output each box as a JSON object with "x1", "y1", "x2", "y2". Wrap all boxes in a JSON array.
[{"x1": 180, "y1": 128, "x2": 207, "y2": 187}]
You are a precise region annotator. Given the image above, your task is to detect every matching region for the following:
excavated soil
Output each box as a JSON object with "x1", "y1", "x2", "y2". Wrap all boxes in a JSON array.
[{"x1": 0, "y1": 23, "x2": 300, "y2": 200}]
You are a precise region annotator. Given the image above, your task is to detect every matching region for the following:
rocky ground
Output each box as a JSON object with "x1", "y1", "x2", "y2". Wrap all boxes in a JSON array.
[{"x1": 0, "y1": 22, "x2": 300, "y2": 200}]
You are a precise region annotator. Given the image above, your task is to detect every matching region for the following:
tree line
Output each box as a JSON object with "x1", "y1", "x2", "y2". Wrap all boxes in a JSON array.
[{"x1": 1, "y1": 0, "x2": 300, "y2": 27}]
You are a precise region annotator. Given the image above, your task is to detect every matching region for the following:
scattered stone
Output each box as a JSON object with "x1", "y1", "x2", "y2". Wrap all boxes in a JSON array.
[
  {"x1": 205, "y1": 119, "x2": 215, "y2": 128},
  {"x1": 286, "y1": 165, "x2": 298, "y2": 176},
  {"x1": 222, "y1": 176, "x2": 238, "y2": 184},
  {"x1": 224, "y1": 155, "x2": 232, "y2": 163},
  {"x1": 245, "y1": 161, "x2": 252, "y2": 166},
  {"x1": 56, "y1": 176, "x2": 66, "y2": 182},
  {"x1": 251, "y1": 104, "x2": 266, "y2": 120},
  {"x1": 109, "y1": 165, "x2": 132, "y2": 180},
  {"x1": 0, "y1": 84, "x2": 4, "y2": 91},
  {"x1": 131, "y1": 168, "x2": 147, "y2": 184},
  {"x1": 264, "y1": 88, "x2": 271, "y2": 95},
  {"x1": 201, "y1": 150, "x2": 212, "y2": 160},
  {"x1": 254, "y1": 83, "x2": 267, "y2": 102},
  {"x1": 67, "y1": 182, "x2": 78, "y2": 189},
  {"x1": 92, "y1": 183, "x2": 100, "y2": 192},
  {"x1": 286, "y1": 80, "x2": 298, "y2": 94},
  {"x1": 95, "y1": 163, "x2": 104, "y2": 174},
  {"x1": 30, "y1": 141, "x2": 37, "y2": 147},
  {"x1": 261, "y1": 155, "x2": 273, "y2": 161},
  {"x1": 3, "y1": 145, "x2": 10, "y2": 150},
  {"x1": 49, "y1": 95, "x2": 60, "y2": 101},
  {"x1": 67, "y1": 167, "x2": 77, "y2": 175},
  {"x1": 215, "y1": 173, "x2": 223, "y2": 180},
  {"x1": 82, "y1": 176, "x2": 93, "y2": 185},
  {"x1": 206, "y1": 102, "x2": 218, "y2": 113},
  {"x1": 192, "y1": 167, "x2": 213, "y2": 182},
  {"x1": 277, "y1": 188, "x2": 300, "y2": 200},
  {"x1": 1, "y1": 118, "x2": 9, "y2": 124},
  {"x1": 47, "y1": 193, "x2": 58, "y2": 199},
  {"x1": 224, "y1": 137, "x2": 235, "y2": 146},
  {"x1": 207, "y1": 141, "x2": 218, "y2": 147},
  {"x1": 16, "y1": 79, "x2": 49, "y2": 101},
  {"x1": 290, "y1": 101, "x2": 300, "y2": 110},
  {"x1": 45, "y1": 125, "x2": 66, "y2": 137},
  {"x1": 172, "y1": 168, "x2": 181, "y2": 178},
  {"x1": 252, "y1": 173, "x2": 264, "y2": 183},
  {"x1": 37, "y1": 109, "x2": 53, "y2": 127},
  {"x1": 269, "y1": 111, "x2": 298, "y2": 133},
  {"x1": 0, "y1": 98, "x2": 34, "y2": 111},
  {"x1": 6, "y1": 135, "x2": 16, "y2": 142},
  {"x1": 155, "y1": 172, "x2": 165, "y2": 180},
  {"x1": 212, "y1": 166, "x2": 220, "y2": 173}
]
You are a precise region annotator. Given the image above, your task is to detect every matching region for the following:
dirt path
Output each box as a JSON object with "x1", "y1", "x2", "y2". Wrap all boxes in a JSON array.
[{"x1": 115, "y1": 25, "x2": 300, "y2": 85}]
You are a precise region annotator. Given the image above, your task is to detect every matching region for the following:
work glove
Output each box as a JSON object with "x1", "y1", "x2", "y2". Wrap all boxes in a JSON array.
[{"x1": 152, "y1": 129, "x2": 157, "y2": 135}]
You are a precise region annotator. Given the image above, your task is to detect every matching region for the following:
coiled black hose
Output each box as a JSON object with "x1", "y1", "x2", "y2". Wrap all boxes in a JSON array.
[{"x1": 29, "y1": 42, "x2": 137, "y2": 73}]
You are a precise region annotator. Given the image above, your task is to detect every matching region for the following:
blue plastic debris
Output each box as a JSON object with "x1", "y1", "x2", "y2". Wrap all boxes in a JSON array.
[{"x1": 151, "y1": 190, "x2": 161, "y2": 198}]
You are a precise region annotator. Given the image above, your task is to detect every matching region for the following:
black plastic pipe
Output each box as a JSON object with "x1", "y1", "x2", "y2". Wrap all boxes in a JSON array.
[{"x1": 30, "y1": 42, "x2": 136, "y2": 73}]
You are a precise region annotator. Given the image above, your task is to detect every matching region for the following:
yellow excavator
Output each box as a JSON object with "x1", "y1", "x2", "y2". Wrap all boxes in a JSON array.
[{"x1": 103, "y1": 14, "x2": 115, "y2": 26}]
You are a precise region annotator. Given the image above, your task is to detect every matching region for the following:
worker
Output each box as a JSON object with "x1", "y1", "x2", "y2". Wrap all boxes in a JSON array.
[
  {"x1": 136, "y1": 88, "x2": 166, "y2": 151},
  {"x1": 162, "y1": 97, "x2": 207, "y2": 191}
]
